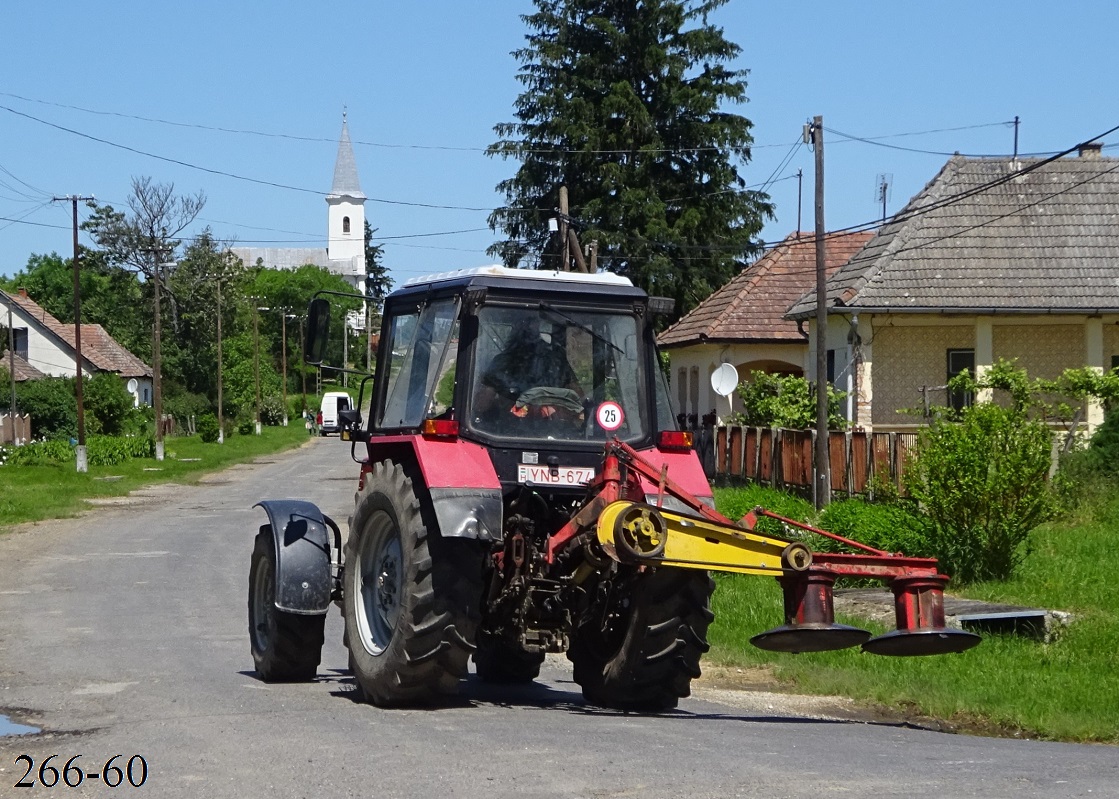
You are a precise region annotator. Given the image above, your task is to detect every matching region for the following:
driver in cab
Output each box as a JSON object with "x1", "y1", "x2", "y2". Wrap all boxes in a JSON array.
[{"x1": 474, "y1": 316, "x2": 585, "y2": 431}]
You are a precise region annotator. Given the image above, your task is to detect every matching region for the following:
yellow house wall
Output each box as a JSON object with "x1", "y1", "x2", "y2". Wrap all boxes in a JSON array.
[{"x1": 872, "y1": 325, "x2": 974, "y2": 427}]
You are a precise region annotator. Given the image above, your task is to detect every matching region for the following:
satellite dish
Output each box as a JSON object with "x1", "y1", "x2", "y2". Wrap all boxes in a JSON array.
[
  {"x1": 127, "y1": 378, "x2": 139, "y2": 394},
  {"x1": 711, "y1": 363, "x2": 739, "y2": 397}
]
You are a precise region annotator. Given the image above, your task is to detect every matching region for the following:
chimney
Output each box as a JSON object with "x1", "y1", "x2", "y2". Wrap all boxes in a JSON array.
[
  {"x1": 17, "y1": 288, "x2": 28, "y2": 298},
  {"x1": 1079, "y1": 141, "x2": 1104, "y2": 159}
]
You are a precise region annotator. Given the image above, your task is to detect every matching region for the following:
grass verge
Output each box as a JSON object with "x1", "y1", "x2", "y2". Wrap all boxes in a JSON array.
[
  {"x1": 707, "y1": 488, "x2": 1119, "y2": 743},
  {"x1": 0, "y1": 425, "x2": 311, "y2": 532}
]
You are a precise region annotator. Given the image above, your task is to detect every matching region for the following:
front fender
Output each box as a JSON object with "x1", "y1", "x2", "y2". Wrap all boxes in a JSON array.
[{"x1": 254, "y1": 499, "x2": 333, "y2": 614}]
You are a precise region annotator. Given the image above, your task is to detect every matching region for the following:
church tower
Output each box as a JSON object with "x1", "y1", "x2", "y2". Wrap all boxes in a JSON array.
[{"x1": 326, "y1": 112, "x2": 366, "y2": 291}]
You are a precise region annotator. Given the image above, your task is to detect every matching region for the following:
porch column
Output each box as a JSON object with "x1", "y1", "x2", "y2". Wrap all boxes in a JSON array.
[
  {"x1": 975, "y1": 317, "x2": 994, "y2": 403},
  {"x1": 1086, "y1": 318, "x2": 1104, "y2": 431}
]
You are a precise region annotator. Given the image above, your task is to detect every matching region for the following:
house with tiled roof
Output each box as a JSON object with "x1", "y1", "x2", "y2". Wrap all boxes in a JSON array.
[
  {"x1": 787, "y1": 143, "x2": 1119, "y2": 431},
  {"x1": 0, "y1": 287, "x2": 152, "y2": 405},
  {"x1": 657, "y1": 230, "x2": 873, "y2": 422}
]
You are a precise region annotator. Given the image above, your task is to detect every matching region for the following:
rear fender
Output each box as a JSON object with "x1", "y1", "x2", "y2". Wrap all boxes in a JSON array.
[
  {"x1": 254, "y1": 499, "x2": 334, "y2": 614},
  {"x1": 363, "y1": 434, "x2": 503, "y2": 541}
]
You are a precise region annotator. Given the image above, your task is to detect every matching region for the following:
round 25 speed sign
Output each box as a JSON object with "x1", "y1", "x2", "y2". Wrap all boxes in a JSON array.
[{"x1": 596, "y1": 401, "x2": 624, "y2": 431}]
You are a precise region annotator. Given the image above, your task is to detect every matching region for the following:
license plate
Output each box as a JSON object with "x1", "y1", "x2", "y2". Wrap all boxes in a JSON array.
[{"x1": 517, "y1": 464, "x2": 595, "y2": 487}]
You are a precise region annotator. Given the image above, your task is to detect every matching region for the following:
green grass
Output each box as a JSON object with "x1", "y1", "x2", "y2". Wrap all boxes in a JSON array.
[
  {"x1": 707, "y1": 489, "x2": 1119, "y2": 743},
  {"x1": 0, "y1": 424, "x2": 311, "y2": 532}
]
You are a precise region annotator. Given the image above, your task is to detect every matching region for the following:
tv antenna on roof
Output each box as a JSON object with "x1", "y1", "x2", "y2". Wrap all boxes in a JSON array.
[{"x1": 874, "y1": 173, "x2": 893, "y2": 223}]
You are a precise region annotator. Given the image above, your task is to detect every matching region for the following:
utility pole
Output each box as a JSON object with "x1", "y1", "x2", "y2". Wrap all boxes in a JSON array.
[
  {"x1": 253, "y1": 302, "x2": 262, "y2": 435},
  {"x1": 54, "y1": 195, "x2": 94, "y2": 472},
  {"x1": 7, "y1": 296, "x2": 17, "y2": 440},
  {"x1": 216, "y1": 272, "x2": 224, "y2": 444},
  {"x1": 809, "y1": 116, "x2": 831, "y2": 509},
  {"x1": 559, "y1": 186, "x2": 570, "y2": 272},
  {"x1": 281, "y1": 311, "x2": 292, "y2": 426}
]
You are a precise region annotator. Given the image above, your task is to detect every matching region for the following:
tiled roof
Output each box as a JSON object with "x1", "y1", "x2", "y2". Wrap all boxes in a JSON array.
[
  {"x1": 658, "y1": 230, "x2": 874, "y2": 348},
  {"x1": 0, "y1": 351, "x2": 45, "y2": 381},
  {"x1": 3, "y1": 290, "x2": 150, "y2": 378},
  {"x1": 788, "y1": 149, "x2": 1119, "y2": 317}
]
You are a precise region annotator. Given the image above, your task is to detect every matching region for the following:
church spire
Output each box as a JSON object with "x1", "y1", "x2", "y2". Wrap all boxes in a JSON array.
[{"x1": 330, "y1": 110, "x2": 365, "y2": 199}]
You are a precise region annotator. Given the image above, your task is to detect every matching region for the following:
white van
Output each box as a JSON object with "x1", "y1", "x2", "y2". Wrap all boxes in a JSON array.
[{"x1": 318, "y1": 392, "x2": 352, "y2": 436}]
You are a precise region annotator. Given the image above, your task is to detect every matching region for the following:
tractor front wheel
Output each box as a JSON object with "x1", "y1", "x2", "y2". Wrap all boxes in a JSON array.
[
  {"x1": 344, "y1": 460, "x2": 484, "y2": 706},
  {"x1": 248, "y1": 529, "x2": 326, "y2": 681},
  {"x1": 569, "y1": 567, "x2": 714, "y2": 711}
]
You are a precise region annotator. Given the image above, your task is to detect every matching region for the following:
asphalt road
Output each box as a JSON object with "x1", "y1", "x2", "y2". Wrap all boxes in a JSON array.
[{"x1": 0, "y1": 438, "x2": 1114, "y2": 798}]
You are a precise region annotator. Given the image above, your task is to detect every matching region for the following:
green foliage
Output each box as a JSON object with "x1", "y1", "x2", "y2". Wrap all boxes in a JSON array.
[
  {"x1": 729, "y1": 371, "x2": 847, "y2": 430},
  {"x1": 259, "y1": 394, "x2": 285, "y2": 426},
  {"x1": 15, "y1": 377, "x2": 77, "y2": 439},
  {"x1": 87, "y1": 434, "x2": 154, "y2": 466},
  {"x1": 4, "y1": 437, "x2": 73, "y2": 466},
  {"x1": 197, "y1": 413, "x2": 220, "y2": 443},
  {"x1": 905, "y1": 401, "x2": 1057, "y2": 583},
  {"x1": 162, "y1": 389, "x2": 211, "y2": 430},
  {"x1": 713, "y1": 483, "x2": 814, "y2": 538},
  {"x1": 237, "y1": 416, "x2": 255, "y2": 436},
  {"x1": 487, "y1": 0, "x2": 773, "y2": 320},
  {"x1": 84, "y1": 373, "x2": 134, "y2": 436},
  {"x1": 815, "y1": 498, "x2": 935, "y2": 558}
]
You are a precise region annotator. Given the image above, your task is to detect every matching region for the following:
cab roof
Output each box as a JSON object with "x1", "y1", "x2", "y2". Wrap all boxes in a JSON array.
[{"x1": 390, "y1": 265, "x2": 647, "y2": 303}]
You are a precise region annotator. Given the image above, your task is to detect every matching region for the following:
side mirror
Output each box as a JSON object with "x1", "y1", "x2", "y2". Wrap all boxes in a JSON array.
[
  {"x1": 305, "y1": 298, "x2": 330, "y2": 365},
  {"x1": 338, "y1": 407, "x2": 367, "y2": 442}
]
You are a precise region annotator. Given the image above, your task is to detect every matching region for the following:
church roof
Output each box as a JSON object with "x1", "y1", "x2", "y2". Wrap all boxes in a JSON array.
[{"x1": 329, "y1": 118, "x2": 365, "y2": 200}]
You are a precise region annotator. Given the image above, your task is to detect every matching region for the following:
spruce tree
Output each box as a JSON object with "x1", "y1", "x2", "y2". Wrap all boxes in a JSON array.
[{"x1": 488, "y1": 0, "x2": 772, "y2": 319}]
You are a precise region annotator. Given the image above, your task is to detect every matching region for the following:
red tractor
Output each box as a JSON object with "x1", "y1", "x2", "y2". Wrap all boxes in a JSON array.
[{"x1": 249, "y1": 267, "x2": 978, "y2": 710}]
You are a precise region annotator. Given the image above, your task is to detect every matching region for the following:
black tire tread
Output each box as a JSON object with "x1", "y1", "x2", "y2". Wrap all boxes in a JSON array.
[
  {"x1": 248, "y1": 531, "x2": 326, "y2": 682},
  {"x1": 569, "y1": 567, "x2": 714, "y2": 711},
  {"x1": 345, "y1": 460, "x2": 484, "y2": 706}
]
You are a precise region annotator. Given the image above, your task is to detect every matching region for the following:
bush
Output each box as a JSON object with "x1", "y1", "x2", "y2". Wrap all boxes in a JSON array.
[
  {"x1": 259, "y1": 394, "x2": 285, "y2": 426},
  {"x1": 905, "y1": 402, "x2": 1057, "y2": 583},
  {"x1": 816, "y1": 498, "x2": 934, "y2": 558},
  {"x1": 729, "y1": 371, "x2": 847, "y2": 430},
  {"x1": 87, "y1": 434, "x2": 154, "y2": 466},
  {"x1": 197, "y1": 413, "x2": 220, "y2": 443},
  {"x1": 163, "y1": 389, "x2": 211, "y2": 433},
  {"x1": 15, "y1": 377, "x2": 77, "y2": 439},
  {"x1": 5, "y1": 437, "x2": 73, "y2": 466},
  {"x1": 84, "y1": 373, "x2": 134, "y2": 436},
  {"x1": 237, "y1": 416, "x2": 255, "y2": 436},
  {"x1": 713, "y1": 484, "x2": 815, "y2": 538}
]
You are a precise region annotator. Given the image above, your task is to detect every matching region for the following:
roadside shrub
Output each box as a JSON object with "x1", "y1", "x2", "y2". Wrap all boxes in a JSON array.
[
  {"x1": 714, "y1": 483, "x2": 815, "y2": 538},
  {"x1": 6, "y1": 437, "x2": 73, "y2": 466},
  {"x1": 905, "y1": 401, "x2": 1057, "y2": 583},
  {"x1": 87, "y1": 434, "x2": 154, "y2": 466},
  {"x1": 816, "y1": 498, "x2": 934, "y2": 558},
  {"x1": 260, "y1": 394, "x2": 285, "y2": 426},
  {"x1": 163, "y1": 389, "x2": 211, "y2": 433},
  {"x1": 728, "y1": 371, "x2": 847, "y2": 430},
  {"x1": 84, "y1": 373, "x2": 134, "y2": 436},
  {"x1": 237, "y1": 416, "x2": 255, "y2": 436},
  {"x1": 15, "y1": 377, "x2": 77, "y2": 439},
  {"x1": 197, "y1": 413, "x2": 220, "y2": 443}
]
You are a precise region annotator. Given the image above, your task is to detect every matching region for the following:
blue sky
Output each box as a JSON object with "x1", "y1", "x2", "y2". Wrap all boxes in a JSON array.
[{"x1": 2, "y1": 1, "x2": 1117, "y2": 286}]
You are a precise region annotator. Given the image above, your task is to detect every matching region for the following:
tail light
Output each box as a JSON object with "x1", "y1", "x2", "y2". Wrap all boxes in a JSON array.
[
  {"x1": 657, "y1": 430, "x2": 693, "y2": 451},
  {"x1": 422, "y1": 419, "x2": 459, "y2": 439}
]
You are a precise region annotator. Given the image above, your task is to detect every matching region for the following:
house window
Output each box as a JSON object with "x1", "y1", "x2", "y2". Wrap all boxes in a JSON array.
[
  {"x1": 826, "y1": 349, "x2": 836, "y2": 384},
  {"x1": 13, "y1": 328, "x2": 28, "y2": 360},
  {"x1": 1111, "y1": 355, "x2": 1119, "y2": 372},
  {"x1": 676, "y1": 368, "x2": 687, "y2": 416},
  {"x1": 342, "y1": 216, "x2": 351, "y2": 234},
  {"x1": 947, "y1": 348, "x2": 975, "y2": 412}
]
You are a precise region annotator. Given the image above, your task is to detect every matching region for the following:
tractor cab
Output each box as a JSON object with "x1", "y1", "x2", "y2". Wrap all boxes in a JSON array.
[{"x1": 354, "y1": 266, "x2": 682, "y2": 490}]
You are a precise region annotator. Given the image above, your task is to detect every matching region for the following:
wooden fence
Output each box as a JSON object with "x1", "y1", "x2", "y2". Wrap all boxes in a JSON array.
[
  {"x1": 0, "y1": 413, "x2": 31, "y2": 446},
  {"x1": 710, "y1": 426, "x2": 918, "y2": 498}
]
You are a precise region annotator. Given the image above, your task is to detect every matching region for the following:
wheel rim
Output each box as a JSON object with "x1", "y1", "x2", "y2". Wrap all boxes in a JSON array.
[
  {"x1": 354, "y1": 510, "x2": 404, "y2": 656},
  {"x1": 251, "y1": 552, "x2": 276, "y2": 653}
]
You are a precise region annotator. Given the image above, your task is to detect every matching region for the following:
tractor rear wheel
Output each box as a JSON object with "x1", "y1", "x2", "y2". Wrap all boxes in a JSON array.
[
  {"x1": 248, "y1": 529, "x2": 326, "y2": 681},
  {"x1": 569, "y1": 567, "x2": 714, "y2": 711},
  {"x1": 473, "y1": 632, "x2": 545, "y2": 683},
  {"x1": 344, "y1": 460, "x2": 484, "y2": 706}
]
